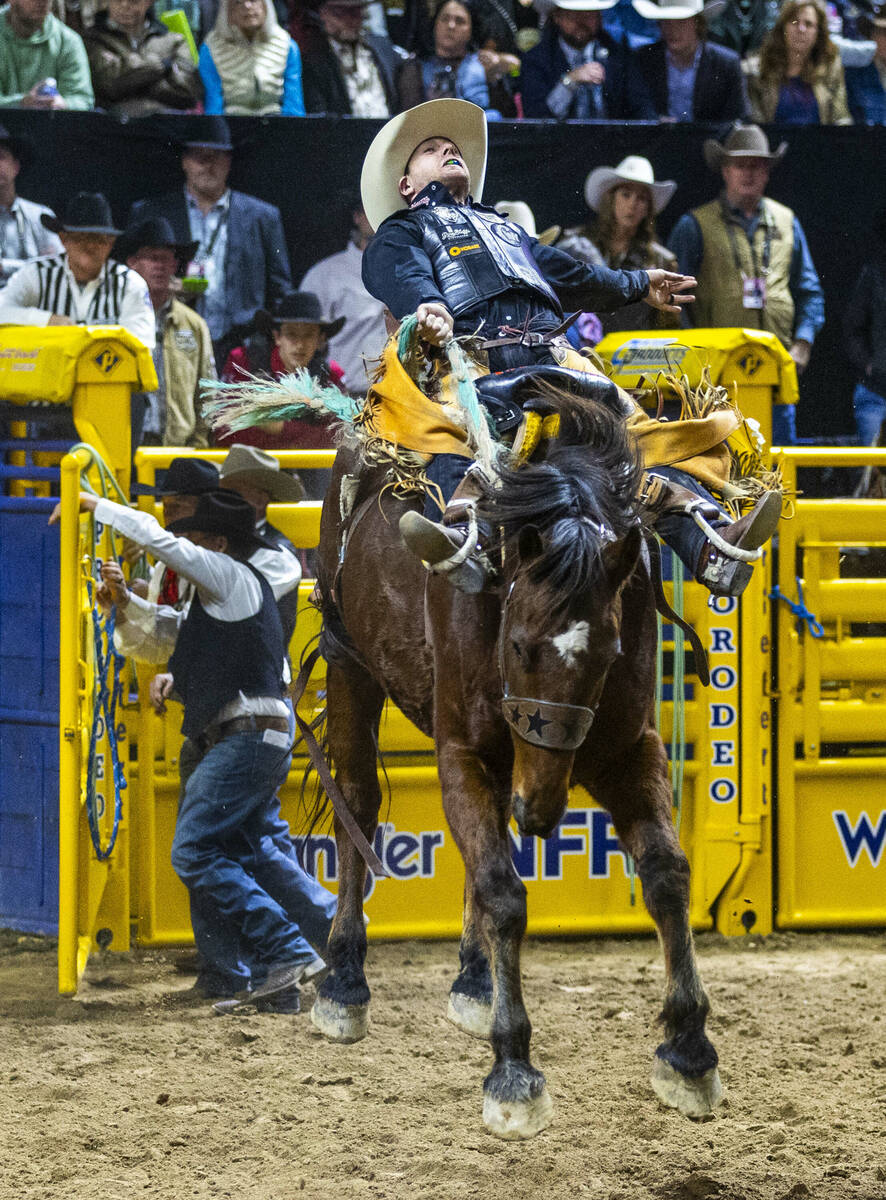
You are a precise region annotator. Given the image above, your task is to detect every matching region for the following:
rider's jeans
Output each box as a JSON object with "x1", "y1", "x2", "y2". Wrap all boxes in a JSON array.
[{"x1": 652, "y1": 467, "x2": 730, "y2": 576}]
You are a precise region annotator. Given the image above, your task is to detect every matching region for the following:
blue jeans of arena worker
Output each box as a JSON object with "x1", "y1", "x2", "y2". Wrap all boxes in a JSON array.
[
  {"x1": 771, "y1": 403, "x2": 797, "y2": 447},
  {"x1": 853, "y1": 382, "x2": 886, "y2": 446},
  {"x1": 172, "y1": 728, "x2": 337, "y2": 995}
]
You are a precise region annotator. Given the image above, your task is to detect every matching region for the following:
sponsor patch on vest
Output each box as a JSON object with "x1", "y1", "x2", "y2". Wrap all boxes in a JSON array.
[
  {"x1": 491, "y1": 222, "x2": 522, "y2": 246},
  {"x1": 448, "y1": 242, "x2": 481, "y2": 257},
  {"x1": 441, "y1": 226, "x2": 471, "y2": 241},
  {"x1": 173, "y1": 329, "x2": 198, "y2": 353}
]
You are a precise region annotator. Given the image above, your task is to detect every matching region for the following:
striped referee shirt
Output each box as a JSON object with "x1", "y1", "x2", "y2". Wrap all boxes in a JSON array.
[{"x1": 0, "y1": 253, "x2": 155, "y2": 348}]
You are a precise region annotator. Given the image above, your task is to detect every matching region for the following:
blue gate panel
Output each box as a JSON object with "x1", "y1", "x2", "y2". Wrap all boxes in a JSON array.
[
  {"x1": 0, "y1": 509, "x2": 60, "y2": 714},
  {"x1": 0, "y1": 722, "x2": 59, "y2": 934}
]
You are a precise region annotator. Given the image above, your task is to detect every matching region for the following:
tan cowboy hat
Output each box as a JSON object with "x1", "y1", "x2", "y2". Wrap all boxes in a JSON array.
[
  {"x1": 494, "y1": 200, "x2": 561, "y2": 246},
  {"x1": 583, "y1": 156, "x2": 676, "y2": 215},
  {"x1": 219, "y1": 444, "x2": 304, "y2": 502},
  {"x1": 703, "y1": 123, "x2": 787, "y2": 172},
  {"x1": 631, "y1": 0, "x2": 726, "y2": 20},
  {"x1": 360, "y1": 98, "x2": 488, "y2": 232}
]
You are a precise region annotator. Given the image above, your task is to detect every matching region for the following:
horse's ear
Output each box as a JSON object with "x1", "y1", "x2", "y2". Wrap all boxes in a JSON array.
[
  {"x1": 605, "y1": 525, "x2": 642, "y2": 593},
  {"x1": 517, "y1": 524, "x2": 544, "y2": 564}
]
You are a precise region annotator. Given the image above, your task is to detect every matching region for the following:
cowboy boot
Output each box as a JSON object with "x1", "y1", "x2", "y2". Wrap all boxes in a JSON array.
[
  {"x1": 398, "y1": 471, "x2": 491, "y2": 595},
  {"x1": 695, "y1": 491, "x2": 782, "y2": 597}
]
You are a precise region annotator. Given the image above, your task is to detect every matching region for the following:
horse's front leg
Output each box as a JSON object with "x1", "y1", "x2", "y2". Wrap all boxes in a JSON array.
[
  {"x1": 587, "y1": 728, "x2": 723, "y2": 1118},
  {"x1": 447, "y1": 884, "x2": 493, "y2": 1040},
  {"x1": 440, "y1": 746, "x2": 553, "y2": 1139},
  {"x1": 310, "y1": 659, "x2": 385, "y2": 1044}
]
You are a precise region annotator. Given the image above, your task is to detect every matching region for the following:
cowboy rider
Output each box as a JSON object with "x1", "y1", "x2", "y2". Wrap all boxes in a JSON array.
[{"x1": 360, "y1": 98, "x2": 780, "y2": 597}]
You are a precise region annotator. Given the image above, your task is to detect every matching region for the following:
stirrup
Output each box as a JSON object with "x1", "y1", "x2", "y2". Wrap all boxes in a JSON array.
[{"x1": 399, "y1": 505, "x2": 489, "y2": 595}]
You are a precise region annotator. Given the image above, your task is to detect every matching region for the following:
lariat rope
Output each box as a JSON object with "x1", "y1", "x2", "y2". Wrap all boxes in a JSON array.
[{"x1": 770, "y1": 578, "x2": 825, "y2": 639}]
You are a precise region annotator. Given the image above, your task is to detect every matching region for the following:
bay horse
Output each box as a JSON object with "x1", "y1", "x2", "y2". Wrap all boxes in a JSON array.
[{"x1": 310, "y1": 373, "x2": 722, "y2": 1139}]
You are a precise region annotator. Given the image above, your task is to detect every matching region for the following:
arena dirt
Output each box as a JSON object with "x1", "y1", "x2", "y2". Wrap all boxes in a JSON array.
[{"x1": 1, "y1": 929, "x2": 884, "y2": 1200}]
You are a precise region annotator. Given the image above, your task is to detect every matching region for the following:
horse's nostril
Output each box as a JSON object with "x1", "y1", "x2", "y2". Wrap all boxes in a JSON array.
[{"x1": 513, "y1": 792, "x2": 561, "y2": 839}]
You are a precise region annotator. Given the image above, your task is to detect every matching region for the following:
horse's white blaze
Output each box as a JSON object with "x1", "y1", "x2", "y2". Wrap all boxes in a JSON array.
[{"x1": 551, "y1": 621, "x2": 590, "y2": 667}]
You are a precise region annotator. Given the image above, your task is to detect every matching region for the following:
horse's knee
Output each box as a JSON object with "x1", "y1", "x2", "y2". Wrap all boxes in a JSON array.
[
  {"x1": 473, "y1": 861, "x2": 526, "y2": 939},
  {"x1": 636, "y1": 841, "x2": 690, "y2": 919}
]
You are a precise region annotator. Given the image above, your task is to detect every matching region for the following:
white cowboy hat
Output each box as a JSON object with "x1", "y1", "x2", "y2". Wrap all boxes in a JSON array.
[
  {"x1": 538, "y1": 0, "x2": 619, "y2": 12},
  {"x1": 494, "y1": 200, "x2": 561, "y2": 246},
  {"x1": 360, "y1": 99, "x2": 488, "y2": 233},
  {"x1": 583, "y1": 156, "x2": 677, "y2": 215},
  {"x1": 631, "y1": 0, "x2": 726, "y2": 21}
]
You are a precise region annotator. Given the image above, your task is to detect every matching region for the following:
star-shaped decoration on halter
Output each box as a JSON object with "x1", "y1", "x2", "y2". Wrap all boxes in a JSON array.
[{"x1": 525, "y1": 707, "x2": 552, "y2": 738}]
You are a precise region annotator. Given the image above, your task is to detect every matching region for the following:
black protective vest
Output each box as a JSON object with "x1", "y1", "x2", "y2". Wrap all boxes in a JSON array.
[
  {"x1": 412, "y1": 201, "x2": 561, "y2": 317},
  {"x1": 168, "y1": 561, "x2": 286, "y2": 739}
]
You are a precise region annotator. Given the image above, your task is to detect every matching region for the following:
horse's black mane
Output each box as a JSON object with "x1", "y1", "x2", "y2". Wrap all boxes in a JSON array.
[{"x1": 478, "y1": 390, "x2": 643, "y2": 602}]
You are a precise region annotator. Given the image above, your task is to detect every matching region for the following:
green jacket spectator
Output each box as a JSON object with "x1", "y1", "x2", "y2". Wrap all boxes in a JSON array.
[{"x1": 0, "y1": 0, "x2": 94, "y2": 109}]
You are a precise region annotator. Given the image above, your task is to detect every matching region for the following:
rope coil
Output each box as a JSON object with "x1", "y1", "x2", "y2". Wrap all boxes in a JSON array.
[{"x1": 770, "y1": 579, "x2": 825, "y2": 639}]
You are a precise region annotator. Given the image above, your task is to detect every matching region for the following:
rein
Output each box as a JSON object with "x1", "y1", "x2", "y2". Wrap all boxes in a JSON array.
[{"x1": 497, "y1": 581, "x2": 596, "y2": 751}]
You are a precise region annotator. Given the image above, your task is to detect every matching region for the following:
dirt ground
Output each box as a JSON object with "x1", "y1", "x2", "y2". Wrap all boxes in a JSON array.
[{"x1": 1, "y1": 930, "x2": 885, "y2": 1200}]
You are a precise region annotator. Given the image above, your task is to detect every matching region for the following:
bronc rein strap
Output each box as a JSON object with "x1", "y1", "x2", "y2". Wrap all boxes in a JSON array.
[
  {"x1": 645, "y1": 534, "x2": 710, "y2": 687},
  {"x1": 290, "y1": 646, "x2": 388, "y2": 877}
]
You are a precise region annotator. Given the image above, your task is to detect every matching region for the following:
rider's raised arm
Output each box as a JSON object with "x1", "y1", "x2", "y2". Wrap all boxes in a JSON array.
[
  {"x1": 530, "y1": 240, "x2": 650, "y2": 314},
  {"x1": 362, "y1": 216, "x2": 452, "y2": 322}
]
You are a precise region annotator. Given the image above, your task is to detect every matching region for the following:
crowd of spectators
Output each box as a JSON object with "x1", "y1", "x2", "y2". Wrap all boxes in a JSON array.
[{"x1": 1, "y1": 0, "x2": 886, "y2": 122}]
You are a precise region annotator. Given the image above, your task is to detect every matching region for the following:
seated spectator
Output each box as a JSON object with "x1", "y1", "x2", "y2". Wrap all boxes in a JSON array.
[
  {"x1": 520, "y1": 0, "x2": 657, "y2": 120},
  {"x1": 301, "y1": 0, "x2": 423, "y2": 115},
  {"x1": 199, "y1": 0, "x2": 305, "y2": 114},
  {"x1": 218, "y1": 291, "x2": 344, "y2": 502},
  {"x1": 128, "y1": 117, "x2": 293, "y2": 366},
  {"x1": 415, "y1": 0, "x2": 501, "y2": 116},
  {"x1": 557, "y1": 155, "x2": 678, "y2": 337},
  {"x1": 115, "y1": 217, "x2": 214, "y2": 447},
  {"x1": 85, "y1": 0, "x2": 203, "y2": 117},
  {"x1": 0, "y1": 0, "x2": 94, "y2": 108},
  {"x1": 843, "y1": 208, "x2": 886, "y2": 447},
  {"x1": 844, "y1": 0, "x2": 886, "y2": 122},
  {"x1": 299, "y1": 196, "x2": 388, "y2": 395},
  {"x1": 631, "y1": 0, "x2": 749, "y2": 121},
  {"x1": 707, "y1": 0, "x2": 779, "y2": 56},
  {"x1": 0, "y1": 124, "x2": 62, "y2": 287},
  {"x1": 744, "y1": 0, "x2": 852, "y2": 123},
  {"x1": 0, "y1": 191, "x2": 153, "y2": 347}
]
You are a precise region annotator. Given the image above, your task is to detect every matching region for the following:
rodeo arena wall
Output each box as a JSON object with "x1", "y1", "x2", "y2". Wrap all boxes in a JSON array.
[{"x1": 0, "y1": 114, "x2": 884, "y2": 995}]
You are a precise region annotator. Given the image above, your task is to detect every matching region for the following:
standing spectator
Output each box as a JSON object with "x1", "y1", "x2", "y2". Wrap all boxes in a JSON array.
[
  {"x1": 668, "y1": 124, "x2": 825, "y2": 445},
  {"x1": 0, "y1": 0, "x2": 94, "y2": 108},
  {"x1": 84, "y1": 0, "x2": 202, "y2": 117},
  {"x1": 743, "y1": 0, "x2": 852, "y2": 122},
  {"x1": 199, "y1": 0, "x2": 305, "y2": 114},
  {"x1": 843, "y1": 208, "x2": 886, "y2": 447},
  {"x1": 301, "y1": 0, "x2": 423, "y2": 115},
  {"x1": 417, "y1": 0, "x2": 501, "y2": 116},
  {"x1": 0, "y1": 191, "x2": 154, "y2": 346},
  {"x1": 0, "y1": 123, "x2": 62, "y2": 287},
  {"x1": 128, "y1": 117, "x2": 292, "y2": 366},
  {"x1": 116, "y1": 217, "x2": 215, "y2": 447},
  {"x1": 520, "y1": 0, "x2": 657, "y2": 119},
  {"x1": 300, "y1": 197, "x2": 387, "y2": 394},
  {"x1": 843, "y1": 0, "x2": 886, "y2": 121},
  {"x1": 631, "y1": 0, "x2": 749, "y2": 121},
  {"x1": 558, "y1": 155, "x2": 679, "y2": 337},
  {"x1": 707, "y1": 0, "x2": 779, "y2": 56}
]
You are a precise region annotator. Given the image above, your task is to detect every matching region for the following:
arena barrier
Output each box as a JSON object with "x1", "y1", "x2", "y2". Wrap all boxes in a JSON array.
[{"x1": 774, "y1": 448, "x2": 886, "y2": 929}]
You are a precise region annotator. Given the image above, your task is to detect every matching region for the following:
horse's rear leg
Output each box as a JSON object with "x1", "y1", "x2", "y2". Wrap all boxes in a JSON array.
[
  {"x1": 447, "y1": 886, "x2": 493, "y2": 1040},
  {"x1": 589, "y1": 729, "x2": 723, "y2": 1118},
  {"x1": 442, "y1": 752, "x2": 552, "y2": 1139},
  {"x1": 309, "y1": 659, "x2": 385, "y2": 1044}
]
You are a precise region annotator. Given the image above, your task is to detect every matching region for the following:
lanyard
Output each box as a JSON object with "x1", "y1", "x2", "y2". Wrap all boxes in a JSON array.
[
  {"x1": 720, "y1": 198, "x2": 774, "y2": 281},
  {"x1": 194, "y1": 204, "x2": 228, "y2": 263}
]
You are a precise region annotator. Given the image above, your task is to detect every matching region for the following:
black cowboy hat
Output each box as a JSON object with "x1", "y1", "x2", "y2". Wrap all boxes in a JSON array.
[
  {"x1": 41, "y1": 192, "x2": 122, "y2": 236},
  {"x1": 133, "y1": 457, "x2": 220, "y2": 497},
  {"x1": 113, "y1": 217, "x2": 199, "y2": 272},
  {"x1": 0, "y1": 122, "x2": 33, "y2": 169},
  {"x1": 268, "y1": 291, "x2": 346, "y2": 337},
  {"x1": 166, "y1": 489, "x2": 278, "y2": 552},
  {"x1": 180, "y1": 116, "x2": 235, "y2": 153}
]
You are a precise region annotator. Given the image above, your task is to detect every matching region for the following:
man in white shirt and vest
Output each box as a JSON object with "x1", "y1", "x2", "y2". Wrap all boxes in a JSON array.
[{"x1": 0, "y1": 123, "x2": 62, "y2": 287}]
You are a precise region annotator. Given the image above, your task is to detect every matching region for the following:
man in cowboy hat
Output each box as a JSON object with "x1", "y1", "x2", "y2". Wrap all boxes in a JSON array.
[
  {"x1": 631, "y1": 0, "x2": 749, "y2": 121},
  {"x1": 116, "y1": 216, "x2": 214, "y2": 448},
  {"x1": 360, "y1": 98, "x2": 781, "y2": 597},
  {"x1": 520, "y1": 0, "x2": 657, "y2": 120},
  {"x1": 56, "y1": 486, "x2": 334, "y2": 1011},
  {"x1": 127, "y1": 117, "x2": 292, "y2": 365},
  {"x1": 0, "y1": 191, "x2": 154, "y2": 347},
  {"x1": 0, "y1": 123, "x2": 62, "y2": 286},
  {"x1": 668, "y1": 123, "x2": 824, "y2": 444}
]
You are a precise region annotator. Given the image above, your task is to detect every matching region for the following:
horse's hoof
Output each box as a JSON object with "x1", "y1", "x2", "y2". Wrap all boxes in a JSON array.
[
  {"x1": 446, "y1": 991, "x2": 492, "y2": 1040},
  {"x1": 482, "y1": 1086, "x2": 554, "y2": 1140},
  {"x1": 651, "y1": 1056, "x2": 723, "y2": 1118},
  {"x1": 310, "y1": 995, "x2": 369, "y2": 1044}
]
